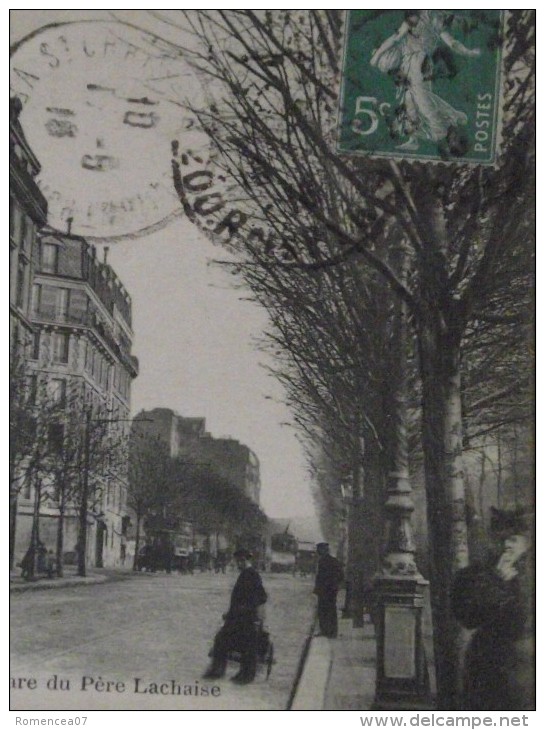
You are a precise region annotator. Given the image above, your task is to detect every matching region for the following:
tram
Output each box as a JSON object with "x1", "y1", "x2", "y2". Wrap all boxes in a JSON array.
[{"x1": 270, "y1": 531, "x2": 297, "y2": 573}]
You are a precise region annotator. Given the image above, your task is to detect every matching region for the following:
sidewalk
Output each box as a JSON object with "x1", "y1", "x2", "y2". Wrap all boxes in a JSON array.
[
  {"x1": 9, "y1": 565, "x2": 137, "y2": 593},
  {"x1": 290, "y1": 589, "x2": 436, "y2": 711},
  {"x1": 290, "y1": 617, "x2": 377, "y2": 710}
]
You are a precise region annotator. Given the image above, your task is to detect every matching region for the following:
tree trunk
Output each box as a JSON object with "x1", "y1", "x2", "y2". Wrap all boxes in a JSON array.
[
  {"x1": 133, "y1": 512, "x2": 142, "y2": 571},
  {"x1": 496, "y1": 434, "x2": 503, "y2": 507},
  {"x1": 77, "y1": 411, "x2": 91, "y2": 577},
  {"x1": 56, "y1": 504, "x2": 65, "y2": 577},
  {"x1": 419, "y1": 321, "x2": 469, "y2": 710},
  {"x1": 28, "y1": 474, "x2": 42, "y2": 579},
  {"x1": 77, "y1": 505, "x2": 88, "y2": 577},
  {"x1": 9, "y1": 490, "x2": 18, "y2": 571}
]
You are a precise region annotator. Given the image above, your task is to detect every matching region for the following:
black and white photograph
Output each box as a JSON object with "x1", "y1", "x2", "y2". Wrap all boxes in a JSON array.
[{"x1": 9, "y1": 9, "x2": 535, "y2": 716}]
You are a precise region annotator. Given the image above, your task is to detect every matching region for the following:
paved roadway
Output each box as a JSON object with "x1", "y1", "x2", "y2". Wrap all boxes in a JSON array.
[{"x1": 10, "y1": 571, "x2": 316, "y2": 711}]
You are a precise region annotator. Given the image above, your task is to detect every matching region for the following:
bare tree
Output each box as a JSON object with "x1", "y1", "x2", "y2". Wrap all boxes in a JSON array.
[
  {"x1": 167, "y1": 10, "x2": 534, "y2": 707},
  {"x1": 127, "y1": 428, "x2": 174, "y2": 571},
  {"x1": 120, "y1": 9, "x2": 533, "y2": 707}
]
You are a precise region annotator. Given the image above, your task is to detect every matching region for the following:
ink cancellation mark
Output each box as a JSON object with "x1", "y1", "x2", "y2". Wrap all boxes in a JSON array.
[{"x1": 10, "y1": 21, "x2": 208, "y2": 241}]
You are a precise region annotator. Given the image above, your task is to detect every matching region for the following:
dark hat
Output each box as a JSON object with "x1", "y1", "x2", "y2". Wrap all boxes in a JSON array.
[
  {"x1": 490, "y1": 507, "x2": 529, "y2": 538},
  {"x1": 233, "y1": 548, "x2": 253, "y2": 559},
  {"x1": 316, "y1": 542, "x2": 329, "y2": 550}
]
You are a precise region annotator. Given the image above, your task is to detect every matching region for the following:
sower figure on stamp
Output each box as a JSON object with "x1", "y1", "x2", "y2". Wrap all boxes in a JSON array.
[
  {"x1": 203, "y1": 548, "x2": 267, "y2": 684},
  {"x1": 314, "y1": 543, "x2": 344, "y2": 638}
]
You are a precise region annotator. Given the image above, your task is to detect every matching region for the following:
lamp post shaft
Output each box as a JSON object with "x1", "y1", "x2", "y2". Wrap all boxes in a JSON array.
[{"x1": 373, "y1": 244, "x2": 431, "y2": 709}]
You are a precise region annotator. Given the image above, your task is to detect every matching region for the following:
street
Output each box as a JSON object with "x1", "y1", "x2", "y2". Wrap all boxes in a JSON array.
[{"x1": 10, "y1": 571, "x2": 316, "y2": 711}]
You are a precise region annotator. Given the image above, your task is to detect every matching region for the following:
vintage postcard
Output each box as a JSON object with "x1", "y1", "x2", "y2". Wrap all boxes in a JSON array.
[{"x1": 9, "y1": 9, "x2": 535, "y2": 716}]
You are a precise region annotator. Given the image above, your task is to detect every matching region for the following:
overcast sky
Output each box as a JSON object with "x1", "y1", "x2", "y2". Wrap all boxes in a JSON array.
[
  {"x1": 100, "y1": 224, "x2": 318, "y2": 523},
  {"x1": 10, "y1": 8, "x2": 319, "y2": 526}
]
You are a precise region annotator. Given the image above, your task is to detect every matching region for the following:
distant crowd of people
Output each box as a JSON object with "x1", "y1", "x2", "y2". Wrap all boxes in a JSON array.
[
  {"x1": 20, "y1": 540, "x2": 56, "y2": 580},
  {"x1": 136, "y1": 544, "x2": 232, "y2": 575}
]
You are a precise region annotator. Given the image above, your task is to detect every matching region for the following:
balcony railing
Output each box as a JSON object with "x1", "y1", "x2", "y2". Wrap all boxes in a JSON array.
[{"x1": 33, "y1": 305, "x2": 138, "y2": 375}]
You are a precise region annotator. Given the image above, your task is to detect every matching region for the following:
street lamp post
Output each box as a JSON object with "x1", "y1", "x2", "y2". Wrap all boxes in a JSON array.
[{"x1": 372, "y1": 245, "x2": 431, "y2": 710}]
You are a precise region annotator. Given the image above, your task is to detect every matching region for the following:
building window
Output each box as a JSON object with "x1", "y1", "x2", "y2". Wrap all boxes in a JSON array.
[
  {"x1": 48, "y1": 422, "x2": 65, "y2": 453},
  {"x1": 85, "y1": 342, "x2": 93, "y2": 373},
  {"x1": 56, "y1": 288, "x2": 69, "y2": 320},
  {"x1": 102, "y1": 361, "x2": 110, "y2": 389},
  {"x1": 51, "y1": 332, "x2": 69, "y2": 364},
  {"x1": 22, "y1": 216, "x2": 34, "y2": 252},
  {"x1": 28, "y1": 374, "x2": 38, "y2": 406},
  {"x1": 47, "y1": 378, "x2": 66, "y2": 407},
  {"x1": 16, "y1": 256, "x2": 27, "y2": 309},
  {"x1": 30, "y1": 330, "x2": 40, "y2": 360},
  {"x1": 10, "y1": 198, "x2": 22, "y2": 242},
  {"x1": 41, "y1": 243, "x2": 59, "y2": 274},
  {"x1": 31, "y1": 284, "x2": 42, "y2": 315}
]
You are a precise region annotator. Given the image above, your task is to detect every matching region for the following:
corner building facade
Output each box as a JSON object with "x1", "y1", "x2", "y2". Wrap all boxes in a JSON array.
[
  {"x1": 15, "y1": 229, "x2": 139, "y2": 568},
  {"x1": 9, "y1": 97, "x2": 47, "y2": 359}
]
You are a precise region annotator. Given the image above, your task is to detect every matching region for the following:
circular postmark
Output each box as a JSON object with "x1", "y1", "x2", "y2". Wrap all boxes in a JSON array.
[{"x1": 10, "y1": 20, "x2": 208, "y2": 241}]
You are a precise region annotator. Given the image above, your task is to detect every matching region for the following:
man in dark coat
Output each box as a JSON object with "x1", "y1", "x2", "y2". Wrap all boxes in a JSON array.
[
  {"x1": 314, "y1": 542, "x2": 344, "y2": 638},
  {"x1": 203, "y1": 548, "x2": 267, "y2": 684}
]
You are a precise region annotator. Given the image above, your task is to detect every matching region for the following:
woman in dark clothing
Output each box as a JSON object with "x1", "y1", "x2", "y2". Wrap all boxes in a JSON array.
[{"x1": 452, "y1": 509, "x2": 534, "y2": 711}]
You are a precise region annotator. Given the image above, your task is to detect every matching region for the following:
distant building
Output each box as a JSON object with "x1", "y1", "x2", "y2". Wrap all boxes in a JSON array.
[
  {"x1": 133, "y1": 408, "x2": 261, "y2": 504},
  {"x1": 193, "y1": 435, "x2": 261, "y2": 504},
  {"x1": 14, "y1": 229, "x2": 139, "y2": 569}
]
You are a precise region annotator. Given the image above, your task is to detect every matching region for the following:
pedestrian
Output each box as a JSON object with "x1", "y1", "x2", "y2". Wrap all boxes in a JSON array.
[
  {"x1": 20, "y1": 544, "x2": 35, "y2": 580},
  {"x1": 188, "y1": 550, "x2": 195, "y2": 575},
  {"x1": 164, "y1": 541, "x2": 174, "y2": 574},
  {"x1": 452, "y1": 507, "x2": 534, "y2": 710},
  {"x1": 45, "y1": 549, "x2": 56, "y2": 578},
  {"x1": 214, "y1": 551, "x2": 227, "y2": 574},
  {"x1": 314, "y1": 542, "x2": 344, "y2": 638},
  {"x1": 203, "y1": 548, "x2": 267, "y2": 684},
  {"x1": 36, "y1": 541, "x2": 47, "y2": 574},
  {"x1": 120, "y1": 536, "x2": 127, "y2": 566}
]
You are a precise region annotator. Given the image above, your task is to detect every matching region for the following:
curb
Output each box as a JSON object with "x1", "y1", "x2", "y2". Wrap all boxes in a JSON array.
[
  {"x1": 9, "y1": 568, "x2": 215, "y2": 593},
  {"x1": 10, "y1": 575, "x2": 110, "y2": 593},
  {"x1": 289, "y1": 636, "x2": 333, "y2": 711},
  {"x1": 8, "y1": 568, "x2": 149, "y2": 593},
  {"x1": 286, "y1": 624, "x2": 314, "y2": 710}
]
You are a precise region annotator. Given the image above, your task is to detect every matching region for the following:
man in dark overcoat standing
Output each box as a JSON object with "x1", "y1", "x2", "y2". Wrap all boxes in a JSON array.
[
  {"x1": 203, "y1": 548, "x2": 267, "y2": 684},
  {"x1": 314, "y1": 542, "x2": 344, "y2": 638}
]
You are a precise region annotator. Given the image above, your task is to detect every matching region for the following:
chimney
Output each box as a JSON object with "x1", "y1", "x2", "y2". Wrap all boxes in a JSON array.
[
  {"x1": 103, "y1": 246, "x2": 109, "y2": 265},
  {"x1": 66, "y1": 217, "x2": 73, "y2": 235}
]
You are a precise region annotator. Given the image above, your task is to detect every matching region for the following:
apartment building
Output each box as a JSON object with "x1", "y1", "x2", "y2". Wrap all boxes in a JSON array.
[
  {"x1": 14, "y1": 230, "x2": 139, "y2": 568},
  {"x1": 134, "y1": 408, "x2": 261, "y2": 505},
  {"x1": 9, "y1": 96, "x2": 47, "y2": 359}
]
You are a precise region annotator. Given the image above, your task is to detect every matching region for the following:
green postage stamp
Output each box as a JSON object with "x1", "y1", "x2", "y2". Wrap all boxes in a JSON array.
[{"x1": 337, "y1": 10, "x2": 504, "y2": 165}]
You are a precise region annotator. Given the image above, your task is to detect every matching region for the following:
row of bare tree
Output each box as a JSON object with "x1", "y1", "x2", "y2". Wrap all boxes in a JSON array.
[
  {"x1": 9, "y1": 360, "x2": 125, "y2": 578},
  {"x1": 138, "y1": 9, "x2": 534, "y2": 708},
  {"x1": 128, "y1": 428, "x2": 268, "y2": 568},
  {"x1": 10, "y1": 360, "x2": 268, "y2": 579}
]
